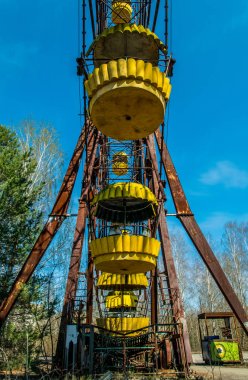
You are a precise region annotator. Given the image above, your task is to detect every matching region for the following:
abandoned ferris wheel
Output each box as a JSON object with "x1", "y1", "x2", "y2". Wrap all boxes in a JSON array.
[{"x1": 0, "y1": 1, "x2": 248, "y2": 377}]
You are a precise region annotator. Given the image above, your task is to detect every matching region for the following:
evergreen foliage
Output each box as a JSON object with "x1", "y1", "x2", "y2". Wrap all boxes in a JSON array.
[
  {"x1": 0, "y1": 125, "x2": 61, "y2": 372},
  {"x1": 0, "y1": 125, "x2": 43, "y2": 300}
]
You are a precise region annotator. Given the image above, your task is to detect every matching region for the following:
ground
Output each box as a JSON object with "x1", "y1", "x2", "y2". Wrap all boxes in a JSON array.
[{"x1": 191, "y1": 352, "x2": 248, "y2": 379}]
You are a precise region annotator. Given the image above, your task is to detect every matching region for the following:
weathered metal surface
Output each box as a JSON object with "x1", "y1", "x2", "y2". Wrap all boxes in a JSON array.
[
  {"x1": 155, "y1": 129, "x2": 191, "y2": 215},
  {"x1": 86, "y1": 248, "x2": 94, "y2": 324},
  {"x1": 155, "y1": 128, "x2": 248, "y2": 336},
  {"x1": 151, "y1": 268, "x2": 158, "y2": 326},
  {"x1": 152, "y1": 0, "x2": 160, "y2": 32},
  {"x1": 146, "y1": 134, "x2": 192, "y2": 365},
  {"x1": 55, "y1": 129, "x2": 99, "y2": 366},
  {"x1": 146, "y1": 135, "x2": 166, "y2": 200},
  {"x1": 158, "y1": 207, "x2": 192, "y2": 366},
  {"x1": 198, "y1": 312, "x2": 234, "y2": 320},
  {"x1": 54, "y1": 200, "x2": 88, "y2": 367},
  {"x1": 0, "y1": 123, "x2": 91, "y2": 328}
]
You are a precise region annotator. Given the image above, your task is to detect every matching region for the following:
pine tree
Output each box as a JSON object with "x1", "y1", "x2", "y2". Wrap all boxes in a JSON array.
[{"x1": 0, "y1": 125, "x2": 43, "y2": 301}]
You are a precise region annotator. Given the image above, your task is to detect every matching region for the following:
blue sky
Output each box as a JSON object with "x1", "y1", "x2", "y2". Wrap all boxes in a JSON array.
[{"x1": 1, "y1": 0, "x2": 248, "y2": 239}]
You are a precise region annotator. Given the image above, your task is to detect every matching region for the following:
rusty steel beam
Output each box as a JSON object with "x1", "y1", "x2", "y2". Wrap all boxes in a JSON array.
[
  {"x1": 158, "y1": 208, "x2": 192, "y2": 365},
  {"x1": 86, "y1": 248, "x2": 94, "y2": 324},
  {"x1": 146, "y1": 135, "x2": 166, "y2": 200},
  {"x1": 55, "y1": 129, "x2": 99, "y2": 367},
  {"x1": 155, "y1": 128, "x2": 248, "y2": 335},
  {"x1": 54, "y1": 200, "x2": 88, "y2": 368},
  {"x1": 151, "y1": 268, "x2": 158, "y2": 327},
  {"x1": 0, "y1": 123, "x2": 91, "y2": 328},
  {"x1": 146, "y1": 134, "x2": 192, "y2": 365}
]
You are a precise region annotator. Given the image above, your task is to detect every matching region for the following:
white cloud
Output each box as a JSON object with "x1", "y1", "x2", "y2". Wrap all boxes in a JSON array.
[{"x1": 200, "y1": 161, "x2": 248, "y2": 189}]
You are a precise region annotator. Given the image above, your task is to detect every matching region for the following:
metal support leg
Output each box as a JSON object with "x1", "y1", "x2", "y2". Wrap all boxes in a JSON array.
[
  {"x1": 0, "y1": 124, "x2": 91, "y2": 328},
  {"x1": 155, "y1": 128, "x2": 248, "y2": 336}
]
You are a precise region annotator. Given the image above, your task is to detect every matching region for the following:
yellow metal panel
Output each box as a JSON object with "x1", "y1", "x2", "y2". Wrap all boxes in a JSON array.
[
  {"x1": 84, "y1": 80, "x2": 92, "y2": 97},
  {"x1": 157, "y1": 70, "x2": 163, "y2": 91},
  {"x1": 115, "y1": 235, "x2": 123, "y2": 252},
  {"x1": 96, "y1": 317, "x2": 149, "y2": 336},
  {"x1": 130, "y1": 235, "x2": 137, "y2": 252},
  {"x1": 144, "y1": 62, "x2": 153, "y2": 83},
  {"x1": 92, "y1": 235, "x2": 160, "y2": 273},
  {"x1": 93, "y1": 68, "x2": 101, "y2": 87},
  {"x1": 89, "y1": 24, "x2": 167, "y2": 58},
  {"x1": 122, "y1": 234, "x2": 130, "y2": 252},
  {"x1": 127, "y1": 58, "x2": 136, "y2": 78},
  {"x1": 106, "y1": 291, "x2": 138, "y2": 309},
  {"x1": 91, "y1": 182, "x2": 157, "y2": 207},
  {"x1": 84, "y1": 59, "x2": 171, "y2": 138},
  {"x1": 101, "y1": 237, "x2": 108, "y2": 254},
  {"x1": 112, "y1": 2, "x2": 132, "y2": 24},
  {"x1": 100, "y1": 63, "x2": 109, "y2": 84},
  {"x1": 106, "y1": 235, "x2": 115, "y2": 253},
  {"x1": 97, "y1": 273, "x2": 148, "y2": 289},
  {"x1": 151, "y1": 66, "x2": 159, "y2": 86},
  {"x1": 118, "y1": 58, "x2": 128, "y2": 78},
  {"x1": 108, "y1": 60, "x2": 118, "y2": 81},
  {"x1": 136, "y1": 60, "x2": 145, "y2": 80}
]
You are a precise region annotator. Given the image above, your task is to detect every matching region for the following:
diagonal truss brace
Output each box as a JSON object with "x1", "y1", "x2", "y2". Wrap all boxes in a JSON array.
[
  {"x1": 155, "y1": 129, "x2": 248, "y2": 335},
  {"x1": 146, "y1": 135, "x2": 192, "y2": 366},
  {"x1": 0, "y1": 122, "x2": 92, "y2": 328}
]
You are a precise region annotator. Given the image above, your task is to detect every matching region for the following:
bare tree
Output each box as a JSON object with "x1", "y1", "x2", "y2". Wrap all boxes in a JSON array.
[
  {"x1": 16, "y1": 119, "x2": 64, "y2": 213},
  {"x1": 221, "y1": 222, "x2": 248, "y2": 308}
]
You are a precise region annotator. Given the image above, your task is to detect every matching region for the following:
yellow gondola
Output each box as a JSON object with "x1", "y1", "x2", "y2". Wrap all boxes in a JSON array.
[
  {"x1": 106, "y1": 291, "x2": 138, "y2": 309},
  {"x1": 88, "y1": 24, "x2": 167, "y2": 68},
  {"x1": 90, "y1": 234, "x2": 160, "y2": 274},
  {"x1": 112, "y1": 152, "x2": 128, "y2": 176},
  {"x1": 91, "y1": 182, "x2": 158, "y2": 223},
  {"x1": 97, "y1": 273, "x2": 148, "y2": 290},
  {"x1": 112, "y1": 1, "x2": 132, "y2": 24},
  {"x1": 97, "y1": 317, "x2": 149, "y2": 337},
  {"x1": 84, "y1": 58, "x2": 171, "y2": 140}
]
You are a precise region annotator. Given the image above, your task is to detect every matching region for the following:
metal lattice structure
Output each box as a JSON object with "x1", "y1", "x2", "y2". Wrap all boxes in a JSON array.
[{"x1": 0, "y1": 1, "x2": 248, "y2": 377}]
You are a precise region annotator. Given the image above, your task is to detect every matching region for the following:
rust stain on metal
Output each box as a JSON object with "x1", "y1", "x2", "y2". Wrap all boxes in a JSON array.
[{"x1": 155, "y1": 129, "x2": 191, "y2": 214}]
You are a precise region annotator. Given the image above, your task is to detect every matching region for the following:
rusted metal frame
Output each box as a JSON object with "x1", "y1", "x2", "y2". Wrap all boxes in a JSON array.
[
  {"x1": 147, "y1": 134, "x2": 192, "y2": 366},
  {"x1": 95, "y1": 0, "x2": 99, "y2": 34},
  {"x1": 82, "y1": 131, "x2": 100, "y2": 200},
  {"x1": 130, "y1": 1, "x2": 148, "y2": 25},
  {"x1": 152, "y1": 0, "x2": 160, "y2": 32},
  {"x1": 151, "y1": 268, "x2": 158, "y2": 327},
  {"x1": 155, "y1": 129, "x2": 191, "y2": 215},
  {"x1": 88, "y1": 0, "x2": 96, "y2": 39},
  {"x1": 158, "y1": 210, "x2": 192, "y2": 369},
  {"x1": 101, "y1": 135, "x2": 108, "y2": 189},
  {"x1": 54, "y1": 200, "x2": 88, "y2": 368},
  {"x1": 155, "y1": 128, "x2": 248, "y2": 336},
  {"x1": 100, "y1": 0, "x2": 127, "y2": 26},
  {"x1": 0, "y1": 123, "x2": 90, "y2": 329},
  {"x1": 86, "y1": 246, "x2": 94, "y2": 324},
  {"x1": 147, "y1": 0, "x2": 152, "y2": 27},
  {"x1": 61, "y1": 130, "x2": 99, "y2": 315},
  {"x1": 165, "y1": 0, "x2": 169, "y2": 47},
  {"x1": 95, "y1": 271, "x2": 103, "y2": 318},
  {"x1": 145, "y1": 135, "x2": 166, "y2": 200},
  {"x1": 158, "y1": 273, "x2": 167, "y2": 305},
  {"x1": 157, "y1": 203, "x2": 192, "y2": 368},
  {"x1": 133, "y1": 140, "x2": 143, "y2": 183},
  {"x1": 54, "y1": 129, "x2": 99, "y2": 367}
]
